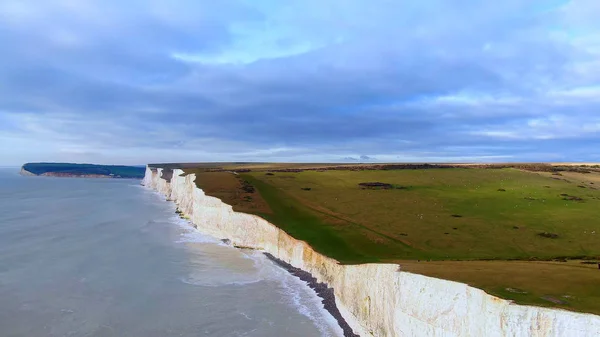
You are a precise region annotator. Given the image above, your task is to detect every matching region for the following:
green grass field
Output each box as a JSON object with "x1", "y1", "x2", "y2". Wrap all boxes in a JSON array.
[
  {"x1": 243, "y1": 168, "x2": 600, "y2": 261},
  {"x1": 183, "y1": 165, "x2": 600, "y2": 314}
]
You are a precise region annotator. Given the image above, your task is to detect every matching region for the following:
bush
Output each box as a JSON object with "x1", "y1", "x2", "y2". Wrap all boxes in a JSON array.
[{"x1": 538, "y1": 232, "x2": 559, "y2": 239}]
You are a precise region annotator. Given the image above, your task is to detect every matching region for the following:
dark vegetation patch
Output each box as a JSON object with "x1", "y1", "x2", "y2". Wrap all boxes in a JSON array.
[
  {"x1": 240, "y1": 180, "x2": 255, "y2": 193},
  {"x1": 580, "y1": 261, "x2": 599, "y2": 265},
  {"x1": 562, "y1": 195, "x2": 584, "y2": 201},
  {"x1": 497, "y1": 188, "x2": 506, "y2": 191},
  {"x1": 538, "y1": 232, "x2": 559, "y2": 239},
  {"x1": 301, "y1": 187, "x2": 312, "y2": 191},
  {"x1": 265, "y1": 172, "x2": 275, "y2": 176},
  {"x1": 358, "y1": 182, "x2": 410, "y2": 190},
  {"x1": 513, "y1": 226, "x2": 520, "y2": 229},
  {"x1": 451, "y1": 214, "x2": 463, "y2": 218},
  {"x1": 271, "y1": 168, "x2": 304, "y2": 173},
  {"x1": 359, "y1": 182, "x2": 394, "y2": 189}
]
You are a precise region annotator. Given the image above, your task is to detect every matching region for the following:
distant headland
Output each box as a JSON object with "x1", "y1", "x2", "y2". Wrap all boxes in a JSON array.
[{"x1": 20, "y1": 163, "x2": 145, "y2": 179}]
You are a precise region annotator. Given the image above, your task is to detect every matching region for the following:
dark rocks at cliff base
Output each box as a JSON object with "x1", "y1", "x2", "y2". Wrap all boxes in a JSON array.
[{"x1": 263, "y1": 253, "x2": 360, "y2": 337}]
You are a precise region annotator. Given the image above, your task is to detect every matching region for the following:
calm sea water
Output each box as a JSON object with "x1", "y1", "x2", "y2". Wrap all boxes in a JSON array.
[{"x1": 0, "y1": 169, "x2": 342, "y2": 337}]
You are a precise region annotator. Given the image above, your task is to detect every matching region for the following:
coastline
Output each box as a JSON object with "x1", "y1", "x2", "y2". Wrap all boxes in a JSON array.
[
  {"x1": 168, "y1": 197, "x2": 355, "y2": 335},
  {"x1": 263, "y1": 252, "x2": 359, "y2": 337},
  {"x1": 144, "y1": 166, "x2": 600, "y2": 337},
  {"x1": 19, "y1": 167, "x2": 36, "y2": 176}
]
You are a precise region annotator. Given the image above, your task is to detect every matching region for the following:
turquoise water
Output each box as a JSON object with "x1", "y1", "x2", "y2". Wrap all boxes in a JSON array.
[{"x1": 0, "y1": 169, "x2": 342, "y2": 337}]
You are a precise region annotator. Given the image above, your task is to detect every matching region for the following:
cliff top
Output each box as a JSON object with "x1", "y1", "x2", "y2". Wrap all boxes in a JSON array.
[{"x1": 171, "y1": 163, "x2": 600, "y2": 315}]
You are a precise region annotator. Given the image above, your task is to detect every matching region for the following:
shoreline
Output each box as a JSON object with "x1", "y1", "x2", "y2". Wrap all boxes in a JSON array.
[
  {"x1": 169, "y1": 196, "x2": 356, "y2": 336},
  {"x1": 263, "y1": 252, "x2": 359, "y2": 337},
  {"x1": 145, "y1": 166, "x2": 600, "y2": 336}
]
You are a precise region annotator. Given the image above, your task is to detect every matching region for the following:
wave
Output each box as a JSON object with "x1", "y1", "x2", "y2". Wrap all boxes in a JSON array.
[{"x1": 160, "y1": 198, "x2": 343, "y2": 336}]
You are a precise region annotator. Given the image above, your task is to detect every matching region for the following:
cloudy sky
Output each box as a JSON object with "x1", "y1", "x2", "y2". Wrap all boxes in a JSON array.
[{"x1": 1, "y1": 0, "x2": 599, "y2": 165}]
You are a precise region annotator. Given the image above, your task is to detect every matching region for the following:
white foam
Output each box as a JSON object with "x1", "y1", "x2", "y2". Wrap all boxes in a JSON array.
[
  {"x1": 178, "y1": 275, "x2": 263, "y2": 287},
  {"x1": 169, "y1": 215, "x2": 223, "y2": 244},
  {"x1": 151, "y1": 190, "x2": 344, "y2": 336},
  {"x1": 276, "y1": 267, "x2": 344, "y2": 337},
  {"x1": 233, "y1": 250, "x2": 344, "y2": 337}
]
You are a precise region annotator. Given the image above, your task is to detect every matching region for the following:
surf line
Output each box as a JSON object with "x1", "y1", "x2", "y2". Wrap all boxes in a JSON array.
[{"x1": 263, "y1": 252, "x2": 359, "y2": 337}]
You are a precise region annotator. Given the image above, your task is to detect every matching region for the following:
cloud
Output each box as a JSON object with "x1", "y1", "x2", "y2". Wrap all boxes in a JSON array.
[
  {"x1": 360, "y1": 155, "x2": 376, "y2": 161},
  {"x1": 0, "y1": 0, "x2": 599, "y2": 165}
]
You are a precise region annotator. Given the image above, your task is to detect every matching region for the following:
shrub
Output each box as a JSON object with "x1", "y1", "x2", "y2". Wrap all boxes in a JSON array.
[{"x1": 538, "y1": 232, "x2": 559, "y2": 239}]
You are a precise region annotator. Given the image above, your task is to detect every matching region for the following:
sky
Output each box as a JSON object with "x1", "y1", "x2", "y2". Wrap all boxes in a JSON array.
[{"x1": 1, "y1": 0, "x2": 599, "y2": 166}]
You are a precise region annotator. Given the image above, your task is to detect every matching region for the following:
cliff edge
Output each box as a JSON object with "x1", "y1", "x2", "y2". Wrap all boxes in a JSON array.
[
  {"x1": 144, "y1": 166, "x2": 600, "y2": 337},
  {"x1": 19, "y1": 167, "x2": 36, "y2": 176}
]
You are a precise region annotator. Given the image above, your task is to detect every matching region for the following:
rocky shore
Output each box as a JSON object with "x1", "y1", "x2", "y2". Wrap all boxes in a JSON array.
[{"x1": 264, "y1": 252, "x2": 359, "y2": 337}]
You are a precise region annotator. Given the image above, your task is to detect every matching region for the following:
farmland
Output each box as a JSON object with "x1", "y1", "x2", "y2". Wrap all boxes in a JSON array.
[{"x1": 179, "y1": 163, "x2": 600, "y2": 314}]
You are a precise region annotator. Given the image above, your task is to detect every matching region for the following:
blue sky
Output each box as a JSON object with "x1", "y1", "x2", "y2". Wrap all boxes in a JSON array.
[{"x1": 1, "y1": 0, "x2": 599, "y2": 165}]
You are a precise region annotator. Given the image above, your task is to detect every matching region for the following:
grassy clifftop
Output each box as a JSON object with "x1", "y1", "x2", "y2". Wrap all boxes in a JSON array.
[{"x1": 180, "y1": 163, "x2": 600, "y2": 314}]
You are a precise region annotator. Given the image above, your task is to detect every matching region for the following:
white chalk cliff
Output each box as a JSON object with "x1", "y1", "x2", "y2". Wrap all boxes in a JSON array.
[
  {"x1": 19, "y1": 167, "x2": 36, "y2": 176},
  {"x1": 144, "y1": 167, "x2": 600, "y2": 337}
]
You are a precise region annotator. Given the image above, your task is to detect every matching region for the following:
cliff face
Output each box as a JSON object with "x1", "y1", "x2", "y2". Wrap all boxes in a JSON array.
[
  {"x1": 19, "y1": 167, "x2": 37, "y2": 176},
  {"x1": 144, "y1": 167, "x2": 600, "y2": 337}
]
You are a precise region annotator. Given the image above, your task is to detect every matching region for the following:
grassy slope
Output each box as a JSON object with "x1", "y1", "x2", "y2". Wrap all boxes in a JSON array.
[
  {"x1": 187, "y1": 167, "x2": 600, "y2": 314},
  {"x1": 244, "y1": 175, "x2": 384, "y2": 262},
  {"x1": 245, "y1": 168, "x2": 600, "y2": 261}
]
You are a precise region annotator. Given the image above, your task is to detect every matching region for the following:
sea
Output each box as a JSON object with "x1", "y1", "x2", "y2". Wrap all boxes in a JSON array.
[{"x1": 0, "y1": 168, "x2": 343, "y2": 337}]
